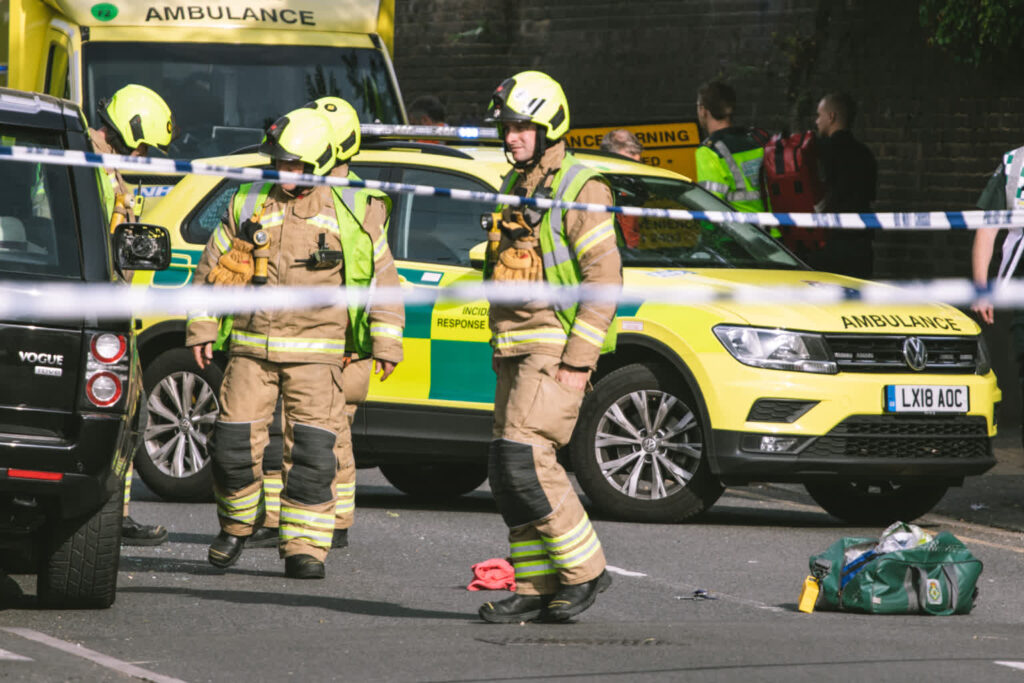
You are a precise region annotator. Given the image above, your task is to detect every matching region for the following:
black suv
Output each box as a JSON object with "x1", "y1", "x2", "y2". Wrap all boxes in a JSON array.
[{"x1": 0, "y1": 89, "x2": 169, "y2": 608}]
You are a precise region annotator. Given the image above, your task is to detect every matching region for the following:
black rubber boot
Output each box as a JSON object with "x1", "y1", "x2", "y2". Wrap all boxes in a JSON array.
[
  {"x1": 478, "y1": 593, "x2": 553, "y2": 624},
  {"x1": 247, "y1": 527, "x2": 279, "y2": 549},
  {"x1": 332, "y1": 528, "x2": 349, "y2": 549},
  {"x1": 208, "y1": 530, "x2": 247, "y2": 569},
  {"x1": 122, "y1": 516, "x2": 168, "y2": 546},
  {"x1": 544, "y1": 571, "x2": 612, "y2": 622},
  {"x1": 285, "y1": 554, "x2": 325, "y2": 579}
]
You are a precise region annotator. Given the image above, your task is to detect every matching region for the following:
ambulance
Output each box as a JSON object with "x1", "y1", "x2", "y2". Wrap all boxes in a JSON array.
[{"x1": 1, "y1": 0, "x2": 403, "y2": 205}]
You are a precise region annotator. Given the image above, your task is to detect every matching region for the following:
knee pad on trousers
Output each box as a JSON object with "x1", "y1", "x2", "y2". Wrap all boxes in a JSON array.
[
  {"x1": 262, "y1": 403, "x2": 284, "y2": 473},
  {"x1": 488, "y1": 439, "x2": 552, "y2": 528},
  {"x1": 211, "y1": 421, "x2": 257, "y2": 492},
  {"x1": 284, "y1": 423, "x2": 337, "y2": 505}
]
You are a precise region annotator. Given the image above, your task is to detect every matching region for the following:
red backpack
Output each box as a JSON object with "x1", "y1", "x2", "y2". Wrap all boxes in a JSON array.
[{"x1": 763, "y1": 131, "x2": 826, "y2": 252}]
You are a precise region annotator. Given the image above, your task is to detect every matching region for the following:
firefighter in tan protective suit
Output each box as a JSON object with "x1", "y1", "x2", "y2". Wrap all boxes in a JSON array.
[
  {"x1": 90, "y1": 83, "x2": 175, "y2": 546},
  {"x1": 186, "y1": 107, "x2": 402, "y2": 579},
  {"x1": 247, "y1": 97, "x2": 404, "y2": 550},
  {"x1": 478, "y1": 71, "x2": 621, "y2": 623}
]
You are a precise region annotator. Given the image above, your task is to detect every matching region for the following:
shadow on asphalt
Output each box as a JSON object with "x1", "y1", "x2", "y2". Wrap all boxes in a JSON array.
[
  {"x1": 686, "y1": 505, "x2": 843, "y2": 528},
  {"x1": 119, "y1": 555, "x2": 270, "y2": 577},
  {"x1": 118, "y1": 585, "x2": 472, "y2": 620},
  {"x1": 355, "y1": 487, "x2": 497, "y2": 514}
]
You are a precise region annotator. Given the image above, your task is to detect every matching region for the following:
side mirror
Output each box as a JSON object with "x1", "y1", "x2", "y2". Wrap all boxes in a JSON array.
[
  {"x1": 469, "y1": 241, "x2": 487, "y2": 271},
  {"x1": 113, "y1": 222, "x2": 171, "y2": 271}
]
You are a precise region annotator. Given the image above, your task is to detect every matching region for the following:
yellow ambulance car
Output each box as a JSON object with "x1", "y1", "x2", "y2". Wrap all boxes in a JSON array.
[{"x1": 134, "y1": 142, "x2": 999, "y2": 525}]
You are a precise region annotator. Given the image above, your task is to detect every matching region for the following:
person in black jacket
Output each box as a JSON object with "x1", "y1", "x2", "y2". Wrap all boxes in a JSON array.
[{"x1": 814, "y1": 92, "x2": 877, "y2": 279}]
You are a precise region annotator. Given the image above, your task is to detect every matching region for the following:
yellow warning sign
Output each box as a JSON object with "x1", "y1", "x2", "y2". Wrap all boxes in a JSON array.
[{"x1": 566, "y1": 121, "x2": 701, "y2": 180}]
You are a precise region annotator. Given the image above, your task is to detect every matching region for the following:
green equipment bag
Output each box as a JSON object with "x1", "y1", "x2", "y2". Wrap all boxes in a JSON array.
[{"x1": 808, "y1": 530, "x2": 982, "y2": 615}]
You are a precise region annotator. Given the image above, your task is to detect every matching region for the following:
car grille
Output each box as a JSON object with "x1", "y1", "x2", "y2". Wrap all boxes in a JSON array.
[
  {"x1": 824, "y1": 334, "x2": 978, "y2": 374},
  {"x1": 800, "y1": 415, "x2": 991, "y2": 460}
]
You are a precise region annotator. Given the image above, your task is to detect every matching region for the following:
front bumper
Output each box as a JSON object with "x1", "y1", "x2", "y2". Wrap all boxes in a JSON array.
[{"x1": 712, "y1": 414, "x2": 995, "y2": 485}]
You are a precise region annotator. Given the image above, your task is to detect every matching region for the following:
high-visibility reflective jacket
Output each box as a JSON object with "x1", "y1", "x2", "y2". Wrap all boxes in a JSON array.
[
  {"x1": 186, "y1": 171, "x2": 404, "y2": 366},
  {"x1": 695, "y1": 127, "x2": 767, "y2": 212},
  {"x1": 986, "y1": 145, "x2": 1024, "y2": 286},
  {"x1": 487, "y1": 142, "x2": 622, "y2": 370}
]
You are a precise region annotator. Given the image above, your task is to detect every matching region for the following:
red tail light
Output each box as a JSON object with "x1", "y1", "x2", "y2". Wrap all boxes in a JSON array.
[
  {"x1": 7, "y1": 469, "x2": 63, "y2": 481},
  {"x1": 90, "y1": 334, "x2": 127, "y2": 363},
  {"x1": 85, "y1": 371, "x2": 122, "y2": 407},
  {"x1": 83, "y1": 332, "x2": 129, "y2": 409}
]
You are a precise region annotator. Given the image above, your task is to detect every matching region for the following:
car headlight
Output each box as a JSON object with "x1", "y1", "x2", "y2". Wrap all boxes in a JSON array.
[
  {"x1": 713, "y1": 325, "x2": 837, "y2": 374},
  {"x1": 976, "y1": 336, "x2": 992, "y2": 376}
]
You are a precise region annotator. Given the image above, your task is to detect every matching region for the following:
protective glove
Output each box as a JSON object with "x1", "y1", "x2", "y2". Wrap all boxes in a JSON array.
[
  {"x1": 207, "y1": 238, "x2": 255, "y2": 285},
  {"x1": 493, "y1": 238, "x2": 543, "y2": 282}
]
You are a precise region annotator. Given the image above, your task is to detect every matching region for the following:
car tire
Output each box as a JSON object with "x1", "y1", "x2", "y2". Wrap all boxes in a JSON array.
[
  {"x1": 571, "y1": 362, "x2": 724, "y2": 522},
  {"x1": 135, "y1": 347, "x2": 222, "y2": 502},
  {"x1": 379, "y1": 462, "x2": 489, "y2": 500},
  {"x1": 37, "y1": 481, "x2": 122, "y2": 609},
  {"x1": 804, "y1": 481, "x2": 950, "y2": 525}
]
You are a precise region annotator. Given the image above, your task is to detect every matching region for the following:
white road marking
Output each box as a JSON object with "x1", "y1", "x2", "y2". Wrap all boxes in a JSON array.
[
  {"x1": 2, "y1": 628, "x2": 187, "y2": 683},
  {"x1": 0, "y1": 647, "x2": 32, "y2": 661},
  {"x1": 995, "y1": 661, "x2": 1024, "y2": 671},
  {"x1": 606, "y1": 565, "x2": 647, "y2": 577}
]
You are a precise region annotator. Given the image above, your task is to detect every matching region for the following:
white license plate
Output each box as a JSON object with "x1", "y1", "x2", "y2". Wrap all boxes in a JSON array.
[{"x1": 885, "y1": 385, "x2": 969, "y2": 413}]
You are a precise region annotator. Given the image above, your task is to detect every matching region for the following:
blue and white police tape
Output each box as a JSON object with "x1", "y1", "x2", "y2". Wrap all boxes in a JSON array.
[
  {"x1": 0, "y1": 279, "x2": 1015, "y2": 322},
  {"x1": 4, "y1": 143, "x2": 1023, "y2": 230}
]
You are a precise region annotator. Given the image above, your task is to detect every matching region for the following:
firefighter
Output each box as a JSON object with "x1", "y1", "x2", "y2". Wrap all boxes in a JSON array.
[
  {"x1": 90, "y1": 83, "x2": 175, "y2": 546},
  {"x1": 90, "y1": 83, "x2": 174, "y2": 225},
  {"x1": 248, "y1": 96, "x2": 404, "y2": 550},
  {"x1": 186, "y1": 107, "x2": 399, "y2": 579},
  {"x1": 478, "y1": 71, "x2": 620, "y2": 623}
]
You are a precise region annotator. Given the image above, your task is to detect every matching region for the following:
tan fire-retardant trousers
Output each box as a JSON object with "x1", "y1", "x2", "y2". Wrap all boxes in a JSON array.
[
  {"x1": 490, "y1": 354, "x2": 606, "y2": 596},
  {"x1": 262, "y1": 358, "x2": 370, "y2": 530},
  {"x1": 212, "y1": 356, "x2": 348, "y2": 562}
]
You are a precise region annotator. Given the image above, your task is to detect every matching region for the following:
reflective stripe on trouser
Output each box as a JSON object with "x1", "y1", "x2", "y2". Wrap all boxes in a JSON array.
[
  {"x1": 214, "y1": 356, "x2": 348, "y2": 561},
  {"x1": 123, "y1": 463, "x2": 133, "y2": 514},
  {"x1": 490, "y1": 354, "x2": 607, "y2": 595},
  {"x1": 262, "y1": 359, "x2": 367, "y2": 529}
]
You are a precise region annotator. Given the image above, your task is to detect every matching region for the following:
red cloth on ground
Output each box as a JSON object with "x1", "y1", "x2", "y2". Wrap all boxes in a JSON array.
[{"x1": 467, "y1": 558, "x2": 516, "y2": 591}]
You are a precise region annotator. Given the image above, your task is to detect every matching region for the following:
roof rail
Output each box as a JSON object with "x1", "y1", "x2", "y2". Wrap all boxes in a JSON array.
[{"x1": 359, "y1": 141, "x2": 475, "y2": 159}]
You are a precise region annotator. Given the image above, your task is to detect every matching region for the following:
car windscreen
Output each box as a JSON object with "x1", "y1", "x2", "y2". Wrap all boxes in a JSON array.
[
  {"x1": 83, "y1": 42, "x2": 403, "y2": 159},
  {"x1": 605, "y1": 173, "x2": 803, "y2": 270},
  {"x1": 0, "y1": 127, "x2": 81, "y2": 278}
]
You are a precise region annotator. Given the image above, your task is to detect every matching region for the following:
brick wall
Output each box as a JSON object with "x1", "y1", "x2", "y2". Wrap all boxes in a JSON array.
[
  {"x1": 394, "y1": 0, "x2": 1024, "y2": 424},
  {"x1": 394, "y1": 0, "x2": 1024, "y2": 272}
]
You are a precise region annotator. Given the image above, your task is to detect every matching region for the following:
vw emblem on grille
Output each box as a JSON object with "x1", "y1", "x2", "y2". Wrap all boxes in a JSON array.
[{"x1": 903, "y1": 336, "x2": 928, "y2": 371}]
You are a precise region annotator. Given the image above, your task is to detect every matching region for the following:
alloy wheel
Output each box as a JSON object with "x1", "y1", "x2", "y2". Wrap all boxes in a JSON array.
[
  {"x1": 593, "y1": 389, "x2": 704, "y2": 500},
  {"x1": 141, "y1": 370, "x2": 218, "y2": 479}
]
